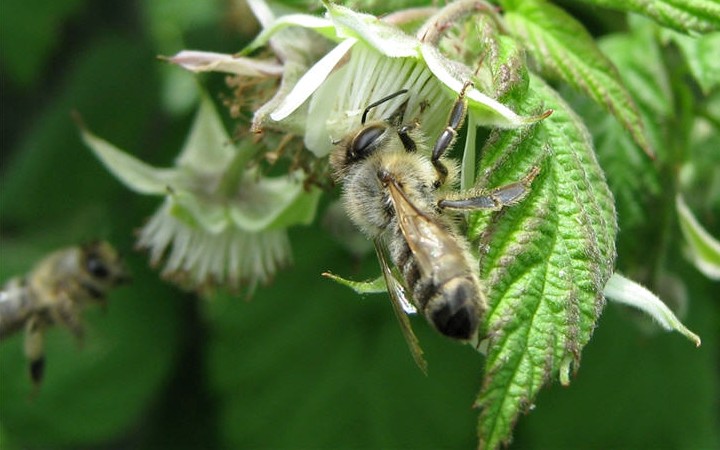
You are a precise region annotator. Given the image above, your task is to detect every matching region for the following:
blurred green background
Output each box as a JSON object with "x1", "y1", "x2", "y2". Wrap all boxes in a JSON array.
[{"x1": 1, "y1": 1, "x2": 718, "y2": 449}]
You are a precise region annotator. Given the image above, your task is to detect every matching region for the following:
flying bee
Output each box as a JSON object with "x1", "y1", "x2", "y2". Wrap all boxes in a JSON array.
[
  {"x1": 0, "y1": 241, "x2": 130, "y2": 387},
  {"x1": 329, "y1": 83, "x2": 539, "y2": 370}
]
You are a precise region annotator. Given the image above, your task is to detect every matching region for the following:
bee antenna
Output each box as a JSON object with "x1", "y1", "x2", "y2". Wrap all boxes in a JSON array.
[{"x1": 361, "y1": 89, "x2": 409, "y2": 125}]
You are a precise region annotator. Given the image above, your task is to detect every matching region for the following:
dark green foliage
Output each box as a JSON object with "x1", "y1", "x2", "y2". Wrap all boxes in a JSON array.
[{"x1": 1, "y1": 1, "x2": 717, "y2": 449}]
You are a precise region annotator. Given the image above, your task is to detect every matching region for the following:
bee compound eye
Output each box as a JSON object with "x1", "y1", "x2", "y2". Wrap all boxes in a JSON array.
[
  {"x1": 349, "y1": 125, "x2": 386, "y2": 162},
  {"x1": 86, "y1": 254, "x2": 110, "y2": 279}
]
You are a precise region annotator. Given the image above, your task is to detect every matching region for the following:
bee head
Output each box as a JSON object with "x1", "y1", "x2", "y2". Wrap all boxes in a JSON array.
[
  {"x1": 82, "y1": 241, "x2": 131, "y2": 287},
  {"x1": 346, "y1": 124, "x2": 389, "y2": 162},
  {"x1": 329, "y1": 89, "x2": 409, "y2": 179}
]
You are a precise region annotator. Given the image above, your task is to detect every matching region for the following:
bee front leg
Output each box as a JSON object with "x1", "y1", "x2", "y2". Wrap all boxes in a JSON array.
[
  {"x1": 431, "y1": 81, "x2": 472, "y2": 188},
  {"x1": 24, "y1": 315, "x2": 46, "y2": 387},
  {"x1": 438, "y1": 166, "x2": 540, "y2": 210},
  {"x1": 397, "y1": 122, "x2": 418, "y2": 153}
]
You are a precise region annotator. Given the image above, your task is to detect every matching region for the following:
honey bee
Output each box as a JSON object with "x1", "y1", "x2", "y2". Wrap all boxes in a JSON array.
[
  {"x1": 329, "y1": 83, "x2": 539, "y2": 370},
  {"x1": 0, "y1": 241, "x2": 130, "y2": 387}
]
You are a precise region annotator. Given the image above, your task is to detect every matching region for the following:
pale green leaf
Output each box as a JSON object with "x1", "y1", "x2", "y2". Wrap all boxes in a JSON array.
[
  {"x1": 604, "y1": 273, "x2": 702, "y2": 345},
  {"x1": 502, "y1": 0, "x2": 654, "y2": 157},
  {"x1": 471, "y1": 75, "x2": 616, "y2": 449},
  {"x1": 321, "y1": 272, "x2": 387, "y2": 294},
  {"x1": 676, "y1": 194, "x2": 720, "y2": 280}
]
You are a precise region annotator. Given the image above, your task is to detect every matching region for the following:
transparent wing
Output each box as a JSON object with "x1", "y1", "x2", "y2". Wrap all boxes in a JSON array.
[
  {"x1": 374, "y1": 240, "x2": 427, "y2": 374},
  {"x1": 385, "y1": 177, "x2": 466, "y2": 280}
]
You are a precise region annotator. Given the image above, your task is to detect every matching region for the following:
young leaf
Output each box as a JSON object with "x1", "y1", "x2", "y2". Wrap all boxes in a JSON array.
[
  {"x1": 501, "y1": 0, "x2": 654, "y2": 158},
  {"x1": 322, "y1": 272, "x2": 387, "y2": 295},
  {"x1": 604, "y1": 272, "x2": 702, "y2": 345},
  {"x1": 676, "y1": 195, "x2": 720, "y2": 280},
  {"x1": 575, "y1": 0, "x2": 720, "y2": 34},
  {"x1": 471, "y1": 75, "x2": 616, "y2": 449}
]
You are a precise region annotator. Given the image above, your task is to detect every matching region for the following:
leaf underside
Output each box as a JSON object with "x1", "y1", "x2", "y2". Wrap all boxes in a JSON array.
[
  {"x1": 502, "y1": 0, "x2": 654, "y2": 158},
  {"x1": 468, "y1": 75, "x2": 617, "y2": 449}
]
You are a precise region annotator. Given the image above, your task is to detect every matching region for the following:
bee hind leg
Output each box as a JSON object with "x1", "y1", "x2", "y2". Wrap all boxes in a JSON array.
[
  {"x1": 24, "y1": 316, "x2": 46, "y2": 387},
  {"x1": 438, "y1": 166, "x2": 540, "y2": 210}
]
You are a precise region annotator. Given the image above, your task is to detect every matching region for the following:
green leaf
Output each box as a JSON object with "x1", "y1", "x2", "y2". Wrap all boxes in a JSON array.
[
  {"x1": 0, "y1": 0, "x2": 84, "y2": 85},
  {"x1": 502, "y1": 0, "x2": 654, "y2": 157},
  {"x1": 575, "y1": 0, "x2": 720, "y2": 34},
  {"x1": 561, "y1": 23, "x2": 668, "y2": 229},
  {"x1": 206, "y1": 227, "x2": 482, "y2": 449},
  {"x1": 470, "y1": 75, "x2": 616, "y2": 449},
  {"x1": 322, "y1": 272, "x2": 387, "y2": 294},
  {"x1": 676, "y1": 194, "x2": 720, "y2": 280},
  {"x1": 0, "y1": 37, "x2": 161, "y2": 225},
  {"x1": 667, "y1": 31, "x2": 720, "y2": 93}
]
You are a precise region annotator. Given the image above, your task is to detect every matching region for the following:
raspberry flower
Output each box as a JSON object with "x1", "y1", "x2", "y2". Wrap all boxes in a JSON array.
[{"x1": 82, "y1": 96, "x2": 320, "y2": 292}]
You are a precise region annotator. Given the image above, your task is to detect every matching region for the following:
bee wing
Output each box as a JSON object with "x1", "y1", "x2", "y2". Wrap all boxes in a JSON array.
[
  {"x1": 374, "y1": 240, "x2": 427, "y2": 374},
  {"x1": 386, "y1": 177, "x2": 463, "y2": 280}
]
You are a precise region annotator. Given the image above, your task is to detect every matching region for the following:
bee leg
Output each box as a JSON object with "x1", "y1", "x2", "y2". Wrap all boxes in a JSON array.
[
  {"x1": 54, "y1": 294, "x2": 85, "y2": 346},
  {"x1": 397, "y1": 122, "x2": 418, "y2": 153},
  {"x1": 431, "y1": 81, "x2": 472, "y2": 188},
  {"x1": 24, "y1": 316, "x2": 46, "y2": 387},
  {"x1": 438, "y1": 166, "x2": 540, "y2": 210}
]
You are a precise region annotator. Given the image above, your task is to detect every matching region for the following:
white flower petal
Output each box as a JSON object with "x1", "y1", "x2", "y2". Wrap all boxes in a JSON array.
[
  {"x1": 137, "y1": 200, "x2": 292, "y2": 292},
  {"x1": 421, "y1": 44, "x2": 530, "y2": 129},
  {"x1": 246, "y1": 0, "x2": 275, "y2": 28},
  {"x1": 325, "y1": 2, "x2": 420, "y2": 58},
  {"x1": 269, "y1": 38, "x2": 357, "y2": 122},
  {"x1": 302, "y1": 43, "x2": 451, "y2": 157},
  {"x1": 167, "y1": 50, "x2": 283, "y2": 76}
]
